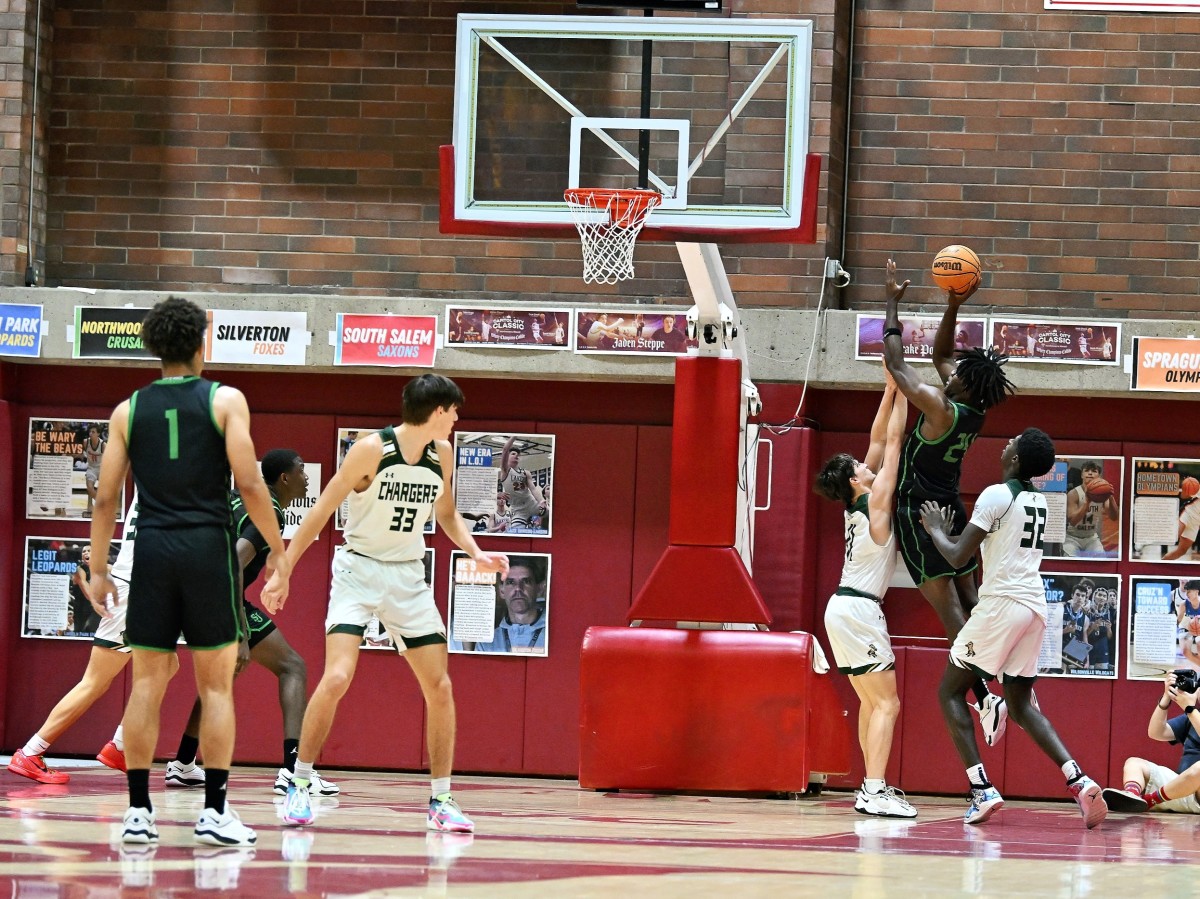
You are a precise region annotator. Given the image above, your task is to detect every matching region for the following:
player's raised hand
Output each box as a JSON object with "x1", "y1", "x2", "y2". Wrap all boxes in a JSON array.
[
  {"x1": 472, "y1": 552, "x2": 510, "y2": 577},
  {"x1": 946, "y1": 277, "x2": 981, "y2": 307},
  {"x1": 261, "y1": 556, "x2": 291, "y2": 615},
  {"x1": 886, "y1": 259, "x2": 910, "y2": 303},
  {"x1": 919, "y1": 500, "x2": 949, "y2": 535}
]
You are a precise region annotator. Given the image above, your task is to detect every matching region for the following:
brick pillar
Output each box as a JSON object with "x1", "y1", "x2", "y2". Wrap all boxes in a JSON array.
[{"x1": 0, "y1": 0, "x2": 48, "y2": 287}]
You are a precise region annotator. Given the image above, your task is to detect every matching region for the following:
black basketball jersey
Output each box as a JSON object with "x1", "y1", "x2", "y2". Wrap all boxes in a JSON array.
[
  {"x1": 896, "y1": 401, "x2": 985, "y2": 504},
  {"x1": 229, "y1": 489, "x2": 284, "y2": 587},
  {"x1": 127, "y1": 376, "x2": 232, "y2": 529}
]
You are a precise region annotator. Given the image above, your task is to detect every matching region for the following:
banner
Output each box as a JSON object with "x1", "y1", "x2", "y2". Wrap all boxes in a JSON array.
[
  {"x1": 1037, "y1": 572, "x2": 1120, "y2": 679},
  {"x1": 855, "y1": 314, "x2": 987, "y2": 362},
  {"x1": 1130, "y1": 457, "x2": 1200, "y2": 563},
  {"x1": 0, "y1": 303, "x2": 44, "y2": 357},
  {"x1": 1131, "y1": 336, "x2": 1200, "y2": 392},
  {"x1": 334, "y1": 313, "x2": 437, "y2": 367},
  {"x1": 445, "y1": 307, "x2": 572, "y2": 350},
  {"x1": 454, "y1": 432, "x2": 554, "y2": 538},
  {"x1": 1047, "y1": 0, "x2": 1200, "y2": 11},
  {"x1": 27, "y1": 418, "x2": 125, "y2": 521},
  {"x1": 1034, "y1": 456, "x2": 1123, "y2": 561},
  {"x1": 449, "y1": 551, "x2": 550, "y2": 656},
  {"x1": 73, "y1": 306, "x2": 153, "y2": 359},
  {"x1": 204, "y1": 309, "x2": 309, "y2": 366},
  {"x1": 22, "y1": 537, "x2": 121, "y2": 640},
  {"x1": 574, "y1": 308, "x2": 697, "y2": 355},
  {"x1": 989, "y1": 317, "x2": 1119, "y2": 365},
  {"x1": 1128, "y1": 576, "x2": 1200, "y2": 681}
]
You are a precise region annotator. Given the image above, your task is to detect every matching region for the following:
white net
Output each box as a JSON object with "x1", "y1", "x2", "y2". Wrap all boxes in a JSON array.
[{"x1": 564, "y1": 188, "x2": 662, "y2": 284}]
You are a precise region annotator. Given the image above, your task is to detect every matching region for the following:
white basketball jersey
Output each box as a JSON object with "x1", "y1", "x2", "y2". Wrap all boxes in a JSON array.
[
  {"x1": 972, "y1": 480, "x2": 1047, "y2": 613},
  {"x1": 1065, "y1": 485, "x2": 1101, "y2": 539},
  {"x1": 838, "y1": 495, "x2": 896, "y2": 600},
  {"x1": 344, "y1": 427, "x2": 443, "y2": 562},
  {"x1": 110, "y1": 492, "x2": 140, "y2": 582},
  {"x1": 499, "y1": 465, "x2": 539, "y2": 521}
]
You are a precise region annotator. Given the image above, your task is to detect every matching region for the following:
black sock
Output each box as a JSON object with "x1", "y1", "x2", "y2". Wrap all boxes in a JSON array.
[
  {"x1": 971, "y1": 680, "x2": 990, "y2": 705},
  {"x1": 284, "y1": 740, "x2": 300, "y2": 773},
  {"x1": 128, "y1": 769, "x2": 152, "y2": 811},
  {"x1": 176, "y1": 734, "x2": 200, "y2": 765},
  {"x1": 204, "y1": 769, "x2": 229, "y2": 814}
]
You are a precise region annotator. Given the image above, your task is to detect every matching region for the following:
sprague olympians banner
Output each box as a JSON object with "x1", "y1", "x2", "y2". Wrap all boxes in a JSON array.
[
  {"x1": 1047, "y1": 0, "x2": 1200, "y2": 11},
  {"x1": 204, "y1": 309, "x2": 310, "y2": 366},
  {"x1": 334, "y1": 313, "x2": 438, "y2": 367},
  {"x1": 1131, "y1": 336, "x2": 1200, "y2": 392},
  {"x1": 0, "y1": 303, "x2": 44, "y2": 357},
  {"x1": 73, "y1": 306, "x2": 153, "y2": 359}
]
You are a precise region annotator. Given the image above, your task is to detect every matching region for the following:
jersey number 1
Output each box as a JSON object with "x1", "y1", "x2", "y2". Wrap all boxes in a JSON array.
[
  {"x1": 164, "y1": 409, "x2": 179, "y2": 460},
  {"x1": 1020, "y1": 505, "x2": 1047, "y2": 549}
]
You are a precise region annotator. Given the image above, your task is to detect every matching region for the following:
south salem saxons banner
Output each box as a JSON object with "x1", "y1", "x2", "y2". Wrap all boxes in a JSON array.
[
  {"x1": 334, "y1": 313, "x2": 438, "y2": 368},
  {"x1": 1131, "y1": 336, "x2": 1200, "y2": 392},
  {"x1": 204, "y1": 309, "x2": 309, "y2": 366}
]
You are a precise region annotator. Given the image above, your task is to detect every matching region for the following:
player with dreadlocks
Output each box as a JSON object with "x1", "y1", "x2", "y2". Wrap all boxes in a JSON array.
[{"x1": 881, "y1": 258, "x2": 1017, "y2": 747}]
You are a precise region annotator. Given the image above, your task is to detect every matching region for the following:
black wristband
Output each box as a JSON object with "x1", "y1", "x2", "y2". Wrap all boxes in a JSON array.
[
  {"x1": 883, "y1": 327, "x2": 902, "y2": 339},
  {"x1": 1187, "y1": 705, "x2": 1197, "y2": 716}
]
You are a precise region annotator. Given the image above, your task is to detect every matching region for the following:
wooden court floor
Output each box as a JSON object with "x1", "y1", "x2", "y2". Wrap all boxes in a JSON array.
[{"x1": 1, "y1": 759, "x2": 1196, "y2": 897}]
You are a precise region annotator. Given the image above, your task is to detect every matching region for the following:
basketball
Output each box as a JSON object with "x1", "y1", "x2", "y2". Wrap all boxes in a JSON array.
[
  {"x1": 1183, "y1": 476, "x2": 1200, "y2": 499},
  {"x1": 931, "y1": 245, "x2": 982, "y2": 294},
  {"x1": 1085, "y1": 478, "x2": 1114, "y2": 502}
]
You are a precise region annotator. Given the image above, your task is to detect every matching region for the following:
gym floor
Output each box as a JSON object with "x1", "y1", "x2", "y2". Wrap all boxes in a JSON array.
[{"x1": 0, "y1": 762, "x2": 1194, "y2": 897}]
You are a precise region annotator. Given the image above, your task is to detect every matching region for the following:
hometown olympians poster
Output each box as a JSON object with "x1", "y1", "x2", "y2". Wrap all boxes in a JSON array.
[
  {"x1": 27, "y1": 418, "x2": 124, "y2": 521},
  {"x1": 1130, "y1": 457, "x2": 1200, "y2": 563},
  {"x1": 22, "y1": 537, "x2": 120, "y2": 640}
]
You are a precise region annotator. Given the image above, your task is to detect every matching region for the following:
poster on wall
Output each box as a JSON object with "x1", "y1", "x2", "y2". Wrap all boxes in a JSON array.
[
  {"x1": 1037, "y1": 572, "x2": 1120, "y2": 679},
  {"x1": 73, "y1": 306, "x2": 153, "y2": 359},
  {"x1": 0, "y1": 303, "x2": 44, "y2": 357},
  {"x1": 855, "y1": 314, "x2": 988, "y2": 362},
  {"x1": 448, "y1": 551, "x2": 550, "y2": 656},
  {"x1": 574, "y1": 308, "x2": 697, "y2": 355},
  {"x1": 989, "y1": 317, "x2": 1120, "y2": 364},
  {"x1": 334, "y1": 313, "x2": 438, "y2": 367},
  {"x1": 1131, "y1": 336, "x2": 1200, "y2": 393},
  {"x1": 1046, "y1": 0, "x2": 1200, "y2": 12},
  {"x1": 22, "y1": 537, "x2": 121, "y2": 640},
  {"x1": 1034, "y1": 455, "x2": 1122, "y2": 561},
  {"x1": 453, "y1": 432, "x2": 554, "y2": 537},
  {"x1": 281, "y1": 462, "x2": 321, "y2": 540},
  {"x1": 444, "y1": 306, "x2": 572, "y2": 350},
  {"x1": 204, "y1": 309, "x2": 310, "y2": 366},
  {"x1": 27, "y1": 418, "x2": 125, "y2": 521},
  {"x1": 1130, "y1": 457, "x2": 1200, "y2": 563},
  {"x1": 361, "y1": 550, "x2": 434, "y2": 651},
  {"x1": 333, "y1": 426, "x2": 433, "y2": 534},
  {"x1": 1128, "y1": 576, "x2": 1200, "y2": 681}
]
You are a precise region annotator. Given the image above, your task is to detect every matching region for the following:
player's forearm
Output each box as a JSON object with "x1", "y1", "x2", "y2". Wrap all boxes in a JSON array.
[
  {"x1": 931, "y1": 303, "x2": 961, "y2": 366},
  {"x1": 441, "y1": 510, "x2": 486, "y2": 558},
  {"x1": 88, "y1": 496, "x2": 119, "y2": 574},
  {"x1": 929, "y1": 528, "x2": 970, "y2": 568}
]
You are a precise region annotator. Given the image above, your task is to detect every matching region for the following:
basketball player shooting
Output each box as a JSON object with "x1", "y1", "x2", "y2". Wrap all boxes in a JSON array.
[{"x1": 881, "y1": 258, "x2": 1016, "y2": 745}]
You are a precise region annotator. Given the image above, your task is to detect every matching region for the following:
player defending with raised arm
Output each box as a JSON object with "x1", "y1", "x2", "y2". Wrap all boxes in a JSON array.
[
  {"x1": 264, "y1": 374, "x2": 508, "y2": 833},
  {"x1": 814, "y1": 374, "x2": 914, "y2": 818},
  {"x1": 882, "y1": 258, "x2": 1016, "y2": 745},
  {"x1": 88, "y1": 297, "x2": 290, "y2": 848},
  {"x1": 920, "y1": 428, "x2": 1107, "y2": 828}
]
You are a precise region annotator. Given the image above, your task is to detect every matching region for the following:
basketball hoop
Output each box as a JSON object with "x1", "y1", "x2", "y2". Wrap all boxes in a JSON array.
[{"x1": 564, "y1": 188, "x2": 662, "y2": 284}]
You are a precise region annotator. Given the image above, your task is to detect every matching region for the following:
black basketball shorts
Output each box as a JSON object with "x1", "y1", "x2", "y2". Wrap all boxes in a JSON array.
[
  {"x1": 895, "y1": 497, "x2": 978, "y2": 585},
  {"x1": 126, "y1": 526, "x2": 240, "y2": 651}
]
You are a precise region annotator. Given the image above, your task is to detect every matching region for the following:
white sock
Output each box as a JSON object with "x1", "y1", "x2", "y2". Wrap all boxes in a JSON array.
[
  {"x1": 23, "y1": 735, "x2": 50, "y2": 757},
  {"x1": 431, "y1": 777, "x2": 452, "y2": 799},
  {"x1": 112, "y1": 725, "x2": 125, "y2": 752},
  {"x1": 967, "y1": 764, "x2": 989, "y2": 788},
  {"x1": 293, "y1": 761, "x2": 314, "y2": 784},
  {"x1": 1061, "y1": 759, "x2": 1083, "y2": 782},
  {"x1": 863, "y1": 778, "x2": 886, "y2": 795}
]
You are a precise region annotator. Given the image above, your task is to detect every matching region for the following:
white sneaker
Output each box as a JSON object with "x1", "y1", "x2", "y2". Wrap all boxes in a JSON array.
[
  {"x1": 853, "y1": 789, "x2": 868, "y2": 813},
  {"x1": 165, "y1": 759, "x2": 206, "y2": 788},
  {"x1": 273, "y1": 767, "x2": 340, "y2": 796},
  {"x1": 121, "y1": 806, "x2": 159, "y2": 844},
  {"x1": 975, "y1": 694, "x2": 1008, "y2": 746},
  {"x1": 194, "y1": 805, "x2": 257, "y2": 847},
  {"x1": 859, "y1": 786, "x2": 918, "y2": 819}
]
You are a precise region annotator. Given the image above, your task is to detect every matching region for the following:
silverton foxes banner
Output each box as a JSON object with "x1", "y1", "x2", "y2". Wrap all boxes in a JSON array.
[
  {"x1": 334, "y1": 313, "x2": 438, "y2": 367},
  {"x1": 204, "y1": 309, "x2": 309, "y2": 366},
  {"x1": 1132, "y1": 336, "x2": 1200, "y2": 392}
]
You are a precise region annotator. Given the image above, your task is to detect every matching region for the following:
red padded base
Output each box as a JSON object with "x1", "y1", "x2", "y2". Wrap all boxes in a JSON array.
[
  {"x1": 627, "y1": 545, "x2": 772, "y2": 625},
  {"x1": 579, "y1": 627, "x2": 852, "y2": 793}
]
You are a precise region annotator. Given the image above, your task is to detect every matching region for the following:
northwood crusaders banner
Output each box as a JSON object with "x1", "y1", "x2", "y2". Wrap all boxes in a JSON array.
[{"x1": 73, "y1": 306, "x2": 153, "y2": 359}]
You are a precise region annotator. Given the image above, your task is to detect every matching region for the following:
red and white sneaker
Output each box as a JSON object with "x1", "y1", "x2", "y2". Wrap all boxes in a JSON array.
[
  {"x1": 97, "y1": 741, "x2": 127, "y2": 772},
  {"x1": 7, "y1": 750, "x2": 70, "y2": 785},
  {"x1": 1069, "y1": 776, "x2": 1108, "y2": 829}
]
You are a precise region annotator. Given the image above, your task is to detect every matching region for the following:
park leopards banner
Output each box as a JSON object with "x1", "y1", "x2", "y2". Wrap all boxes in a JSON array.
[{"x1": 0, "y1": 303, "x2": 44, "y2": 357}]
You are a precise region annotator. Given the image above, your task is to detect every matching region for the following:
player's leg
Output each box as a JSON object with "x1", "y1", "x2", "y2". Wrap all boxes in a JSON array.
[
  {"x1": 851, "y1": 670, "x2": 915, "y2": 818},
  {"x1": 7, "y1": 646, "x2": 130, "y2": 784},
  {"x1": 165, "y1": 698, "x2": 206, "y2": 788},
  {"x1": 191, "y1": 644, "x2": 239, "y2": 771},
  {"x1": 120, "y1": 647, "x2": 176, "y2": 842},
  {"x1": 404, "y1": 641, "x2": 474, "y2": 833}
]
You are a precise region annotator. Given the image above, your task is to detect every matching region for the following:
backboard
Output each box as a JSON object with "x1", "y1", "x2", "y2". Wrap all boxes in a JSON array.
[{"x1": 441, "y1": 14, "x2": 819, "y2": 244}]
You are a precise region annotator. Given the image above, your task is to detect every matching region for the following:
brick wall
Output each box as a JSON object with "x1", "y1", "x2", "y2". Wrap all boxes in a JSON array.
[
  {"x1": 33, "y1": 0, "x2": 839, "y2": 304},
  {"x1": 0, "y1": 0, "x2": 44, "y2": 286},
  {"x1": 844, "y1": 0, "x2": 1200, "y2": 313}
]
